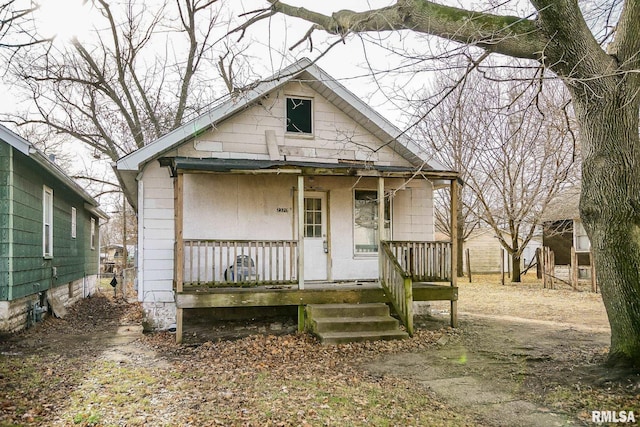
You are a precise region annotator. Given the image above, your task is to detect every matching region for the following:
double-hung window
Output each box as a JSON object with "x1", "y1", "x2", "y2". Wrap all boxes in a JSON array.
[
  {"x1": 90, "y1": 218, "x2": 96, "y2": 250},
  {"x1": 354, "y1": 190, "x2": 391, "y2": 254},
  {"x1": 43, "y1": 186, "x2": 53, "y2": 257},
  {"x1": 71, "y1": 207, "x2": 77, "y2": 239}
]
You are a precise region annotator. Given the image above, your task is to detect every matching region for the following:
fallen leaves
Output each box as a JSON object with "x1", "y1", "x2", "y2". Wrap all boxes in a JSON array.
[{"x1": 1, "y1": 279, "x2": 635, "y2": 426}]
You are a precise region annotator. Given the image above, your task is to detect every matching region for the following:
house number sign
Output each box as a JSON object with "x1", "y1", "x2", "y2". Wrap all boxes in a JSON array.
[{"x1": 277, "y1": 208, "x2": 289, "y2": 213}]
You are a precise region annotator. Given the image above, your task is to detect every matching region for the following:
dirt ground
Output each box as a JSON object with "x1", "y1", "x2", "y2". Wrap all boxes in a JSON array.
[{"x1": 1, "y1": 276, "x2": 639, "y2": 426}]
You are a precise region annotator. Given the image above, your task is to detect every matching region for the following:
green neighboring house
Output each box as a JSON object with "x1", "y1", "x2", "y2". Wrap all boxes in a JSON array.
[{"x1": 0, "y1": 124, "x2": 107, "y2": 332}]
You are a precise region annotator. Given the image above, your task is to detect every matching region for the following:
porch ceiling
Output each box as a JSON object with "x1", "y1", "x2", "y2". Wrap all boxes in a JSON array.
[{"x1": 159, "y1": 157, "x2": 460, "y2": 181}]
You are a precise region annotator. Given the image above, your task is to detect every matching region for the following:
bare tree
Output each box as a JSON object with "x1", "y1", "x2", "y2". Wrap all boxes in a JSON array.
[
  {"x1": 0, "y1": 1, "x2": 43, "y2": 51},
  {"x1": 5, "y1": 0, "x2": 226, "y2": 162},
  {"x1": 413, "y1": 66, "x2": 491, "y2": 276},
  {"x1": 417, "y1": 67, "x2": 577, "y2": 282},
  {"x1": 246, "y1": 1, "x2": 640, "y2": 367}
]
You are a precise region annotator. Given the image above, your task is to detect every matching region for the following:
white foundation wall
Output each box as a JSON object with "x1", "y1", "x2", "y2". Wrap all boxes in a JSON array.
[{"x1": 0, "y1": 275, "x2": 98, "y2": 333}]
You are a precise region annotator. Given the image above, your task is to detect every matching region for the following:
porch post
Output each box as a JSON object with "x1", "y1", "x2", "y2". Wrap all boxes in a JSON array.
[
  {"x1": 450, "y1": 178, "x2": 459, "y2": 328},
  {"x1": 297, "y1": 175, "x2": 305, "y2": 290},
  {"x1": 297, "y1": 175, "x2": 305, "y2": 331},
  {"x1": 175, "y1": 172, "x2": 185, "y2": 343},
  {"x1": 377, "y1": 177, "x2": 385, "y2": 279}
]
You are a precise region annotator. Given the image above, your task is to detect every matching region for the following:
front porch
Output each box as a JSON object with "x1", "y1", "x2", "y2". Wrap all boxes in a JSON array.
[{"x1": 171, "y1": 164, "x2": 461, "y2": 343}]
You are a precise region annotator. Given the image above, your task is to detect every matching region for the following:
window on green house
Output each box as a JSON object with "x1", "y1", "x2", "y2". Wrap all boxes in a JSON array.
[
  {"x1": 43, "y1": 186, "x2": 53, "y2": 257},
  {"x1": 286, "y1": 97, "x2": 313, "y2": 134},
  {"x1": 71, "y1": 207, "x2": 77, "y2": 239},
  {"x1": 90, "y1": 218, "x2": 96, "y2": 250}
]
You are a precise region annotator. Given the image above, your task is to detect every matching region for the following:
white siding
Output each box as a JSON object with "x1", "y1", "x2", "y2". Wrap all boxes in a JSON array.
[
  {"x1": 140, "y1": 161, "x2": 175, "y2": 303},
  {"x1": 183, "y1": 174, "x2": 296, "y2": 240},
  {"x1": 391, "y1": 179, "x2": 435, "y2": 241},
  {"x1": 184, "y1": 82, "x2": 413, "y2": 168}
]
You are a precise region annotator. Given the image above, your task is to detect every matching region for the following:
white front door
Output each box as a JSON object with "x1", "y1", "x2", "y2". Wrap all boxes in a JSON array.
[{"x1": 303, "y1": 192, "x2": 328, "y2": 281}]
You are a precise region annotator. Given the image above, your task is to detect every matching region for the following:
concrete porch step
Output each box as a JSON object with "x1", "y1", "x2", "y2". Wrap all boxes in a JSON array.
[{"x1": 307, "y1": 303, "x2": 409, "y2": 345}]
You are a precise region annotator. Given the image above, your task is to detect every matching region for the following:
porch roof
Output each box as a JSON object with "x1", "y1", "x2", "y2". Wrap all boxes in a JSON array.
[{"x1": 159, "y1": 157, "x2": 460, "y2": 180}]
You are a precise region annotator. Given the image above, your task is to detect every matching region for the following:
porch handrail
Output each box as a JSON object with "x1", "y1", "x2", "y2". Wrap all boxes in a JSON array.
[
  {"x1": 380, "y1": 241, "x2": 414, "y2": 336},
  {"x1": 387, "y1": 240, "x2": 451, "y2": 281},
  {"x1": 183, "y1": 239, "x2": 298, "y2": 287}
]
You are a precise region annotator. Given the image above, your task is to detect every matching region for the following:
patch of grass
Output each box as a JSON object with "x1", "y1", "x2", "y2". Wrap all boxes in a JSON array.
[
  {"x1": 73, "y1": 412, "x2": 101, "y2": 426},
  {"x1": 62, "y1": 360, "x2": 161, "y2": 425}
]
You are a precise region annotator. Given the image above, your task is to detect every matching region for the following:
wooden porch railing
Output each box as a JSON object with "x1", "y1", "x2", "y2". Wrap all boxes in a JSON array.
[
  {"x1": 387, "y1": 241, "x2": 452, "y2": 281},
  {"x1": 380, "y1": 241, "x2": 414, "y2": 336},
  {"x1": 183, "y1": 240, "x2": 298, "y2": 287}
]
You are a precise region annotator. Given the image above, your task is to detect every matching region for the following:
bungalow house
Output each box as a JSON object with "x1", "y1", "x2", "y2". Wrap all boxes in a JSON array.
[
  {"x1": 0, "y1": 124, "x2": 107, "y2": 332},
  {"x1": 115, "y1": 58, "x2": 461, "y2": 343}
]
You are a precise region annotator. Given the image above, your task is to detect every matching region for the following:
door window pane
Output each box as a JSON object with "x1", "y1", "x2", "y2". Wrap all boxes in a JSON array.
[{"x1": 304, "y1": 197, "x2": 322, "y2": 238}]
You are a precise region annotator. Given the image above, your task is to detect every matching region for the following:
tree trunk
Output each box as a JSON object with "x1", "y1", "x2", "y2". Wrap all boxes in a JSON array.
[
  {"x1": 511, "y1": 253, "x2": 522, "y2": 283},
  {"x1": 572, "y1": 85, "x2": 640, "y2": 368},
  {"x1": 511, "y1": 235, "x2": 522, "y2": 283}
]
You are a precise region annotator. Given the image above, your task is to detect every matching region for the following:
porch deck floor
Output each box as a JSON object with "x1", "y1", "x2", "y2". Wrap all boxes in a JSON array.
[
  {"x1": 176, "y1": 281, "x2": 457, "y2": 309},
  {"x1": 181, "y1": 280, "x2": 452, "y2": 292}
]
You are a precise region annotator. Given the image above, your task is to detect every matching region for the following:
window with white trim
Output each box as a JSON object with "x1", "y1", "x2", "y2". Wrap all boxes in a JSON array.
[
  {"x1": 574, "y1": 220, "x2": 591, "y2": 252},
  {"x1": 43, "y1": 186, "x2": 53, "y2": 257},
  {"x1": 286, "y1": 97, "x2": 313, "y2": 134},
  {"x1": 71, "y1": 207, "x2": 77, "y2": 239},
  {"x1": 90, "y1": 218, "x2": 96, "y2": 250},
  {"x1": 354, "y1": 190, "x2": 391, "y2": 254}
]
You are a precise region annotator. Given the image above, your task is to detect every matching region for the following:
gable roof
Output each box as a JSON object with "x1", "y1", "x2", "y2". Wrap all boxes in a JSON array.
[
  {"x1": 542, "y1": 185, "x2": 581, "y2": 222},
  {"x1": 0, "y1": 124, "x2": 107, "y2": 219},
  {"x1": 115, "y1": 58, "x2": 450, "y2": 207}
]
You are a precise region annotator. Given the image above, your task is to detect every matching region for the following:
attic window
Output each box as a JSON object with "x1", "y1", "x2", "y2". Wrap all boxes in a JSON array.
[{"x1": 286, "y1": 97, "x2": 312, "y2": 134}]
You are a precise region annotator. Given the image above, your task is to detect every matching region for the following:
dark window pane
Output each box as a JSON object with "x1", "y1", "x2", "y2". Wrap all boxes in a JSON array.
[{"x1": 286, "y1": 98, "x2": 312, "y2": 133}]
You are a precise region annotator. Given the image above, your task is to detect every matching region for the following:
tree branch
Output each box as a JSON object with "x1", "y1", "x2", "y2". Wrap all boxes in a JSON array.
[{"x1": 266, "y1": 0, "x2": 547, "y2": 60}]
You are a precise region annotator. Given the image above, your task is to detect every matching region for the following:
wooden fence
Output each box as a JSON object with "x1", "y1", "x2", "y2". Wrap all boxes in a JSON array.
[{"x1": 537, "y1": 246, "x2": 597, "y2": 292}]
